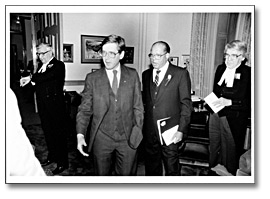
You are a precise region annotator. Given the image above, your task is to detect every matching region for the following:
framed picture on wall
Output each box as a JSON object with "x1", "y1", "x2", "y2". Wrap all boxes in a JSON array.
[
  {"x1": 81, "y1": 35, "x2": 105, "y2": 63},
  {"x1": 63, "y1": 44, "x2": 73, "y2": 62},
  {"x1": 181, "y1": 54, "x2": 190, "y2": 68},
  {"x1": 169, "y1": 57, "x2": 179, "y2": 66},
  {"x1": 123, "y1": 46, "x2": 134, "y2": 64}
]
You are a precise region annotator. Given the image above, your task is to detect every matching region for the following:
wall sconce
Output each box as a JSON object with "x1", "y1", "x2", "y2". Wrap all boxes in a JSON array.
[{"x1": 16, "y1": 16, "x2": 20, "y2": 24}]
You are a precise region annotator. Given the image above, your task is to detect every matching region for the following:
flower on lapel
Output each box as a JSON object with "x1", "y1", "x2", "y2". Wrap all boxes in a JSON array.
[
  {"x1": 234, "y1": 73, "x2": 241, "y2": 79},
  {"x1": 47, "y1": 64, "x2": 54, "y2": 68},
  {"x1": 165, "y1": 74, "x2": 172, "y2": 86}
]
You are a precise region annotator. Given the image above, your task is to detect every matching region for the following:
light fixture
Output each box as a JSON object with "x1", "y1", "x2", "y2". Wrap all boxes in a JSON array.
[{"x1": 16, "y1": 16, "x2": 20, "y2": 24}]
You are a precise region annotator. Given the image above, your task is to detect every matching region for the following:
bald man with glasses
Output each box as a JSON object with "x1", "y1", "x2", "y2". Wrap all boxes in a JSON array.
[
  {"x1": 20, "y1": 43, "x2": 69, "y2": 175},
  {"x1": 142, "y1": 41, "x2": 193, "y2": 176}
]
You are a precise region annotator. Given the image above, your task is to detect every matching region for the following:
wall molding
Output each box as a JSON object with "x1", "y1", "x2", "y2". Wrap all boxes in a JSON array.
[{"x1": 64, "y1": 80, "x2": 85, "y2": 86}]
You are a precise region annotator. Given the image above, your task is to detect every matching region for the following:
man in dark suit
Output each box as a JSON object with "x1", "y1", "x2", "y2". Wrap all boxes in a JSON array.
[
  {"x1": 20, "y1": 43, "x2": 68, "y2": 175},
  {"x1": 142, "y1": 41, "x2": 193, "y2": 176},
  {"x1": 76, "y1": 34, "x2": 144, "y2": 176}
]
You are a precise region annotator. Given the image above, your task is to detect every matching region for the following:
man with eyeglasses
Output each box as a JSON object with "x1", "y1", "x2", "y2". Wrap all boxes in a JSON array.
[
  {"x1": 208, "y1": 40, "x2": 251, "y2": 176},
  {"x1": 142, "y1": 41, "x2": 193, "y2": 176},
  {"x1": 20, "y1": 43, "x2": 69, "y2": 175},
  {"x1": 76, "y1": 34, "x2": 144, "y2": 176}
]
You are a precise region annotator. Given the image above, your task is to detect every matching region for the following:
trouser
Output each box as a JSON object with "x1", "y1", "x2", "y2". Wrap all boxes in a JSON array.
[
  {"x1": 144, "y1": 136, "x2": 180, "y2": 176},
  {"x1": 37, "y1": 96, "x2": 69, "y2": 167},
  {"x1": 209, "y1": 113, "x2": 237, "y2": 175},
  {"x1": 92, "y1": 130, "x2": 138, "y2": 176}
]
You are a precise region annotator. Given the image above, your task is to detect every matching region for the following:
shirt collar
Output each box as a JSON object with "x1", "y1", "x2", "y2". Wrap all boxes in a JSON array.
[
  {"x1": 105, "y1": 63, "x2": 121, "y2": 73},
  {"x1": 43, "y1": 57, "x2": 54, "y2": 66},
  {"x1": 154, "y1": 61, "x2": 169, "y2": 73}
]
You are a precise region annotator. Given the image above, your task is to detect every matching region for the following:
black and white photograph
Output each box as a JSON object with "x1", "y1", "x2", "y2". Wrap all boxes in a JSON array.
[{"x1": 4, "y1": 3, "x2": 265, "y2": 195}]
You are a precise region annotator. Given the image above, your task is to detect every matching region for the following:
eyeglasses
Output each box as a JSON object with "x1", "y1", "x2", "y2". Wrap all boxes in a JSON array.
[
  {"x1": 224, "y1": 53, "x2": 242, "y2": 59},
  {"x1": 36, "y1": 50, "x2": 50, "y2": 56},
  {"x1": 99, "y1": 51, "x2": 119, "y2": 58},
  {"x1": 148, "y1": 52, "x2": 167, "y2": 59}
]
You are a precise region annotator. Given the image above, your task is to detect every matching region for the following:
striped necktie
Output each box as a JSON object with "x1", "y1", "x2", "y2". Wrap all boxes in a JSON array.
[
  {"x1": 112, "y1": 70, "x2": 118, "y2": 95},
  {"x1": 155, "y1": 70, "x2": 161, "y2": 86}
]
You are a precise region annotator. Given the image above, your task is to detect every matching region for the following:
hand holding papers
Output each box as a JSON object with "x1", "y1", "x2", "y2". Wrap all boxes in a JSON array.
[
  {"x1": 204, "y1": 92, "x2": 225, "y2": 113},
  {"x1": 157, "y1": 116, "x2": 180, "y2": 146},
  {"x1": 20, "y1": 76, "x2": 31, "y2": 87}
]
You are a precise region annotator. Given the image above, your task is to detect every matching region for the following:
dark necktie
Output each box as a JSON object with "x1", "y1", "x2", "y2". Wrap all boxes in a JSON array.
[
  {"x1": 155, "y1": 70, "x2": 161, "y2": 86},
  {"x1": 112, "y1": 70, "x2": 118, "y2": 95}
]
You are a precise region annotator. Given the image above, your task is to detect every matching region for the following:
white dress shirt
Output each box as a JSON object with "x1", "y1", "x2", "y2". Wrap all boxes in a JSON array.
[
  {"x1": 105, "y1": 64, "x2": 121, "y2": 88},
  {"x1": 152, "y1": 61, "x2": 169, "y2": 86}
]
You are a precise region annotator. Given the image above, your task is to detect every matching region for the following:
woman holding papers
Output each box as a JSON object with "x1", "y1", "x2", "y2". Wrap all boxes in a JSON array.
[
  {"x1": 208, "y1": 40, "x2": 251, "y2": 175},
  {"x1": 142, "y1": 41, "x2": 193, "y2": 176}
]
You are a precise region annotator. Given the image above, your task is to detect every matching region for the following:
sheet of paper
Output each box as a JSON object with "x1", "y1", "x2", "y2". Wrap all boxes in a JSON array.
[
  {"x1": 162, "y1": 125, "x2": 179, "y2": 146},
  {"x1": 204, "y1": 92, "x2": 225, "y2": 113}
]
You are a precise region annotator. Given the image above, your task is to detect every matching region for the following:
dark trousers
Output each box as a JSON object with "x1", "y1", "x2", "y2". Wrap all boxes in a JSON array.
[
  {"x1": 37, "y1": 96, "x2": 68, "y2": 167},
  {"x1": 209, "y1": 113, "x2": 247, "y2": 175},
  {"x1": 92, "y1": 130, "x2": 138, "y2": 176},
  {"x1": 144, "y1": 137, "x2": 180, "y2": 176}
]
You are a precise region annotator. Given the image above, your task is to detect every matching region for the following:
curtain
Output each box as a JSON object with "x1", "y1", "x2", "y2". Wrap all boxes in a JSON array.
[
  {"x1": 189, "y1": 13, "x2": 252, "y2": 98},
  {"x1": 236, "y1": 13, "x2": 252, "y2": 66},
  {"x1": 189, "y1": 13, "x2": 211, "y2": 98}
]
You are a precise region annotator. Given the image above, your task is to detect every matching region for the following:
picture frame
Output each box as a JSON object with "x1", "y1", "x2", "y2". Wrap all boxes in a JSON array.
[
  {"x1": 81, "y1": 35, "x2": 105, "y2": 63},
  {"x1": 181, "y1": 54, "x2": 190, "y2": 68},
  {"x1": 169, "y1": 56, "x2": 179, "y2": 66},
  {"x1": 63, "y1": 44, "x2": 73, "y2": 63},
  {"x1": 123, "y1": 46, "x2": 134, "y2": 64}
]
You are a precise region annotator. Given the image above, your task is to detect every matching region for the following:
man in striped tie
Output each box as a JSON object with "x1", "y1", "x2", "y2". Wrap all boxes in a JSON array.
[{"x1": 142, "y1": 41, "x2": 193, "y2": 176}]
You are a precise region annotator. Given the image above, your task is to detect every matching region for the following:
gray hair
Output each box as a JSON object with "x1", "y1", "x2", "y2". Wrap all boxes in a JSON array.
[{"x1": 224, "y1": 40, "x2": 247, "y2": 57}]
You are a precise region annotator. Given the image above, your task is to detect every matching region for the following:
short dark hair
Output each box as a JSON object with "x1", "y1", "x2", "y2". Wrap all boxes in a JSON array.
[
  {"x1": 151, "y1": 41, "x2": 171, "y2": 53},
  {"x1": 101, "y1": 34, "x2": 126, "y2": 53}
]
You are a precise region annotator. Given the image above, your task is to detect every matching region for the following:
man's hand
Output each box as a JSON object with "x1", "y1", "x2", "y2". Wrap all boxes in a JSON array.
[
  {"x1": 213, "y1": 97, "x2": 232, "y2": 108},
  {"x1": 77, "y1": 134, "x2": 89, "y2": 157},
  {"x1": 172, "y1": 131, "x2": 183, "y2": 144},
  {"x1": 20, "y1": 76, "x2": 31, "y2": 87}
]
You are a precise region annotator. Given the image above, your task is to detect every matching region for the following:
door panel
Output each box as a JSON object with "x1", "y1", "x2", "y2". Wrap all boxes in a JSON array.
[{"x1": 34, "y1": 13, "x2": 61, "y2": 60}]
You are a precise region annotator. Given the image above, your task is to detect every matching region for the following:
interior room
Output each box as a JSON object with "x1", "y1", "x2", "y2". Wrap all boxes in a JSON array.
[{"x1": 7, "y1": 6, "x2": 253, "y2": 180}]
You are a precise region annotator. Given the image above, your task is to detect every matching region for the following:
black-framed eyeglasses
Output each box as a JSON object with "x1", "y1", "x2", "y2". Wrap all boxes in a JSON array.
[
  {"x1": 148, "y1": 52, "x2": 167, "y2": 59},
  {"x1": 99, "y1": 51, "x2": 119, "y2": 58},
  {"x1": 224, "y1": 53, "x2": 242, "y2": 59},
  {"x1": 36, "y1": 50, "x2": 51, "y2": 56}
]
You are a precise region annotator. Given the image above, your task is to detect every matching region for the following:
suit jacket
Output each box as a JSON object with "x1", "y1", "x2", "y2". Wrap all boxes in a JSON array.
[
  {"x1": 142, "y1": 63, "x2": 193, "y2": 144},
  {"x1": 76, "y1": 65, "x2": 144, "y2": 151},
  {"x1": 213, "y1": 62, "x2": 251, "y2": 117},
  {"x1": 31, "y1": 57, "x2": 65, "y2": 100}
]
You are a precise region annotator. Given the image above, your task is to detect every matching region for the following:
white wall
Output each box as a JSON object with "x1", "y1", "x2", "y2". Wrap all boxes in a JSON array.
[
  {"x1": 62, "y1": 13, "x2": 192, "y2": 92},
  {"x1": 158, "y1": 13, "x2": 192, "y2": 66}
]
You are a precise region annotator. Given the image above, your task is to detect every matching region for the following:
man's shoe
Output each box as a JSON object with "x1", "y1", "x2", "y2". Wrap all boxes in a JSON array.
[
  {"x1": 52, "y1": 165, "x2": 68, "y2": 175},
  {"x1": 41, "y1": 159, "x2": 54, "y2": 166}
]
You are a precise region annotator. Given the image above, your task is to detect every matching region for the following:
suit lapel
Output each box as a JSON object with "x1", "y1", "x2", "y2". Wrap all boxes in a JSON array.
[
  {"x1": 155, "y1": 64, "x2": 173, "y2": 100},
  {"x1": 118, "y1": 65, "x2": 129, "y2": 105},
  {"x1": 97, "y1": 68, "x2": 110, "y2": 109},
  {"x1": 148, "y1": 68, "x2": 155, "y2": 103}
]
